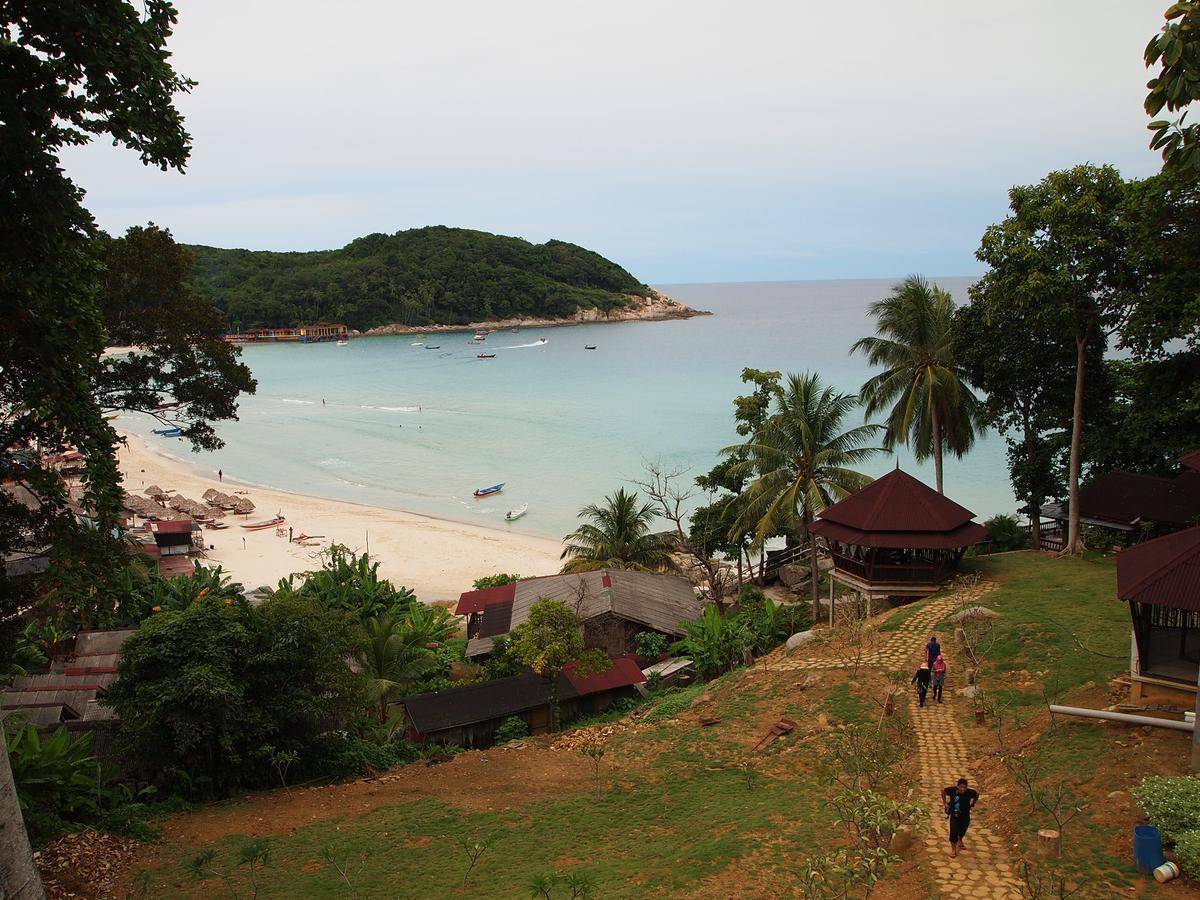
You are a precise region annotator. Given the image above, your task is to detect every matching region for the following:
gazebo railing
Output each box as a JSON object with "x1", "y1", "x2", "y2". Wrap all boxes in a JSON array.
[{"x1": 831, "y1": 553, "x2": 946, "y2": 584}]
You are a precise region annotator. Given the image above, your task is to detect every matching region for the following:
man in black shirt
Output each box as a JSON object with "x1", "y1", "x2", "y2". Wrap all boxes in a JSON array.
[
  {"x1": 943, "y1": 777, "x2": 979, "y2": 857},
  {"x1": 911, "y1": 663, "x2": 931, "y2": 707}
]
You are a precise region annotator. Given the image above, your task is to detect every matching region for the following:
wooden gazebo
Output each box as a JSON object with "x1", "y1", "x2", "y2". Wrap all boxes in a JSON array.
[
  {"x1": 811, "y1": 469, "x2": 988, "y2": 602},
  {"x1": 1117, "y1": 525, "x2": 1200, "y2": 703}
]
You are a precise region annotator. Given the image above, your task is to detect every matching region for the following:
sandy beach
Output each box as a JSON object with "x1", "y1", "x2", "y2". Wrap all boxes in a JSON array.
[{"x1": 117, "y1": 433, "x2": 564, "y2": 602}]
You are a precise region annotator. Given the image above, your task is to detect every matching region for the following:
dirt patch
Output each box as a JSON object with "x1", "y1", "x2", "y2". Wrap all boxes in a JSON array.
[{"x1": 37, "y1": 832, "x2": 141, "y2": 900}]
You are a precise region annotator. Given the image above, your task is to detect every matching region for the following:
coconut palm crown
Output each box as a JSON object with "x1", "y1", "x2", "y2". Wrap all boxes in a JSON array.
[
  {"x1": 561, "y1": 488, "x2": 677, "y2": 573},
  {"x1": 725, "y1": 372, "x2": 885, "y2": 618},
  {"x1": 851, "y1": 275, "x2": 984, "y2": 494}
]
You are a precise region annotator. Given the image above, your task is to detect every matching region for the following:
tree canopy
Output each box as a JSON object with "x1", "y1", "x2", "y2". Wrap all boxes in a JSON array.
[{"x1": 188, "y1": 227, "x2": 652, "y2": 332}]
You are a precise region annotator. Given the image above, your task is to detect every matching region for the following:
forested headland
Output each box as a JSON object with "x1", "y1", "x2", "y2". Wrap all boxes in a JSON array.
[{"x1": 186, "y1": 226, "x2": 657, "y2": 331}]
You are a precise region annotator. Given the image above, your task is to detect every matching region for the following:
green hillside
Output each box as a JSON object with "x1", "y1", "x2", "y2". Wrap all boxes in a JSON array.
[{"x1": 186, "y1": 226, "x2": 651, "y2": 332}]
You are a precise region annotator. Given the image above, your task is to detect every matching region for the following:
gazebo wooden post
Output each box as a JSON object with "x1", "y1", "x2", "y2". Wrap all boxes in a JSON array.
[{"x1": 1193, "y1": 663, "x2": 1200, "y2": 774}]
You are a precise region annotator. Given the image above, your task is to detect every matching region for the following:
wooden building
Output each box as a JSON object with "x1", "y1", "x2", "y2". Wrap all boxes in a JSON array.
[
  {"x1": 810, "y1": 468, "x2": 988, "y2": 603},
  {"x1": 400, "y1": 657, "x2": 646, "y2": 748},
  {"x1": 1039, "y1": 451, "x2": 1200, "y2": 551},
  {"x1": 224, "y1": 323, "x2": 347, "y2": 343},
  {"x1": 457, "y1": 569, "x2": 704, "y2": 660},
  {"x1": 1117, "y1": 525, "x2": 1200, "y2": 702}
]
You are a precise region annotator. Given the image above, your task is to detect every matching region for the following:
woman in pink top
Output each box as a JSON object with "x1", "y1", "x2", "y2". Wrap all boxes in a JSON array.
[{"x1": 932, "y1": 654, "x2": 947, "y2": 704}]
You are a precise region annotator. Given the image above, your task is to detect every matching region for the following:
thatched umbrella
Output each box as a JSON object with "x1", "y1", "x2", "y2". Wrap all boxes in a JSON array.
[
  {"x1": 208, "y1": 491, "x2": 232, "y2": 507},
  {"x1": 202, "y1": 488, "x2": 220, "y2": 501},
  {"x1": 144, "y1": 484, "x2": 164, "y2": 497},
  {"x1": 233, "y1": 497, "x2": 256, "y2": 514}
]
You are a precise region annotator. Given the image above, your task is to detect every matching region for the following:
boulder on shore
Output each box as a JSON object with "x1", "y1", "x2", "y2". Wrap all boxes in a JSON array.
[
  {"x1": 777, "y1": 563, "x2": 810, "y2": 589},
  {"x1": 786, "y1": 630, "x2": 818, "y2": 651}
]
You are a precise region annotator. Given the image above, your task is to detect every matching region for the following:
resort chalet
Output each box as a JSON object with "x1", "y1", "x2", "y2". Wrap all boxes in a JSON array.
[
  {"x1": 1039, "y1": 450, "x2": 1200, "y2": 550},
  {"x1": 400, "y1": 657, "x2": 646, "y2": 748},
  {"x1": 457, "y1": 569, "x2": 704, "y2": 660},
  {"x1": 810, "y1": 468, "x2": 988, "y2": 603},
  {"x1": 1117, "y1": 525, "x2": 1200, "y2": 703}
]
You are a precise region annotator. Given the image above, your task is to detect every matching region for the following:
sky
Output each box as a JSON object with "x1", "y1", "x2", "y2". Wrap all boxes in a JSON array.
[{"x1": 63, "y1": 1, "x2": 1169, "y2": 283}]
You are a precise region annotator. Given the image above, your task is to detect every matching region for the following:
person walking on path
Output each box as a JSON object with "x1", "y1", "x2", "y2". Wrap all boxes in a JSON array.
[
  {"x1": 911, "y1": 663, "x2": 931, "y2": 708},
  {"x1": 943, "y1": 777, "x2": 979, "y2": 857},
  {"x1": 925, "y1": 633, "x2": 941, "y2": 666},
  {"x1": 932, "y1": 653, "x2": 947, "y2": 704}
]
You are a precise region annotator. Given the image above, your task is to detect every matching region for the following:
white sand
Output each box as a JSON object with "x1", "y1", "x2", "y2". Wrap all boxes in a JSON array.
[{"x1": 117, "y1": 433, "x2": 564, "y2": 602}]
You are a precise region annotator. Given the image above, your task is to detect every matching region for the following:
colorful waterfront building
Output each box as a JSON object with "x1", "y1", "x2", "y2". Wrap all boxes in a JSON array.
[{"x1": 224, "y1": 323, "x2": 347, "y2": 343}]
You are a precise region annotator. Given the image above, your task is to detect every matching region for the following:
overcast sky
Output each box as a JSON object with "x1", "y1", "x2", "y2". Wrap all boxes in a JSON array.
[{"x1": 63, "y1": 1, "x2": 1167, "y2": 283}]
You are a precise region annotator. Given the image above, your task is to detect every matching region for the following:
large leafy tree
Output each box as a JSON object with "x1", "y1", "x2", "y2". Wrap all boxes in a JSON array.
[
  {"x1": 974, "y1": 165, "x2": 1133, "y2": 554},
  {"x1": 725, "y1": 373, "x2": 884, "y2": 619},
  {"x1": 1, "y1": 4, "x2": 194, "y2": 891},
  {"x1": 560, "y1": 488, "x2": 676, "y2": 574},
  {"x1": 954, "y1": 300, "x2": 1093, "y2": 547},
  {"x1": 356, "y1": 613, "x2": 439, "y2": 723},
  {"x1": 851, "y1": 275, "x2": 984, "y2": 494},
  {"x1": 93, "y1": 225, "x2": 256, "y2": 446}
]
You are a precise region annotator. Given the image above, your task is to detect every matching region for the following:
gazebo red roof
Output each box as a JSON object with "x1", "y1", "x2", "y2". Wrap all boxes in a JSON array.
[
  {"x1": 1117, "y1": 525, "x2": 1200, "y2": 613},
  {"x1": 1180, "y1": 449, "x2": 1200, "y2": 474},
  {"x1": 811, "y1": 469, "x2": 988, "y2": 550},
  {"x1": 454, "y1": 583, "x2": 516, "y2": 616}
]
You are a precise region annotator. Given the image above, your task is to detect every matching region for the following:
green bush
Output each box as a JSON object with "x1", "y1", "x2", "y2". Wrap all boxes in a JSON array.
[
  {"x1": 634, "y1": 631, "x2": 669, "y2": 660},
  {"x1": 5, "y1": 722, "x2": 100, "y2": 840},
  {"x1": 644, "y1": 683, "x2": 707, "y2": 722},
  {"x1": 472, "y1": 573, "x2": 520, "y2": 590},
  {"x1": 983, "y1": 514, "x2": 1028, "y2": 552},
  {"x1": 1173, "y1": 829, "x2": 1200, "y2": 874},
  {"x1": 273, "y1": 545, "x2": 415, "y2": 620},
  {"x1": 1133, "y1": 776, "x2": 1200, "y2": 842},
  {"x1": 493, "y1": 716, "x2": 530, "y2": 744}
]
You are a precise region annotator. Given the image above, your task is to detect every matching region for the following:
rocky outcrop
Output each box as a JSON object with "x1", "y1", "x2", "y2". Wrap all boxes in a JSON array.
[{"x1": 361, "y1": 288, "x2": 709, "y2": 337}]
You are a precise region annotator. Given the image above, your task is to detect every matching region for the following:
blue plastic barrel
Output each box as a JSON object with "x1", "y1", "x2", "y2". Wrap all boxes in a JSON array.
[{"x1": 1134, "y1": 825, "x2": 1165, "y2": 873}]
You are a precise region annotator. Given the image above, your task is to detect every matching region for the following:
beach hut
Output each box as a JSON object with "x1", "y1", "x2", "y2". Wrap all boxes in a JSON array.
[
  {"x1": 1117, "y1": 525, "x2": 1200, "y2": 705},
  {"x1": 810, "y1": 468, "x2": 988, "y2": 605}
]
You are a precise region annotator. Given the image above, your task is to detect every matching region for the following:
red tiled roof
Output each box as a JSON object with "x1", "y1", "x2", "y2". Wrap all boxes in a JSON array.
[
  {"x1": 817, "y1": 469, "x2": 976, "y2": 533},
  {"x1": 1117, "y1": 525, "x2": 1200, "y2": 612},
  {"x1": 563, "y1": 657, "x2": 646, "y2": 695},
  {"x1": 1180, "y1": 449, "x2": 1200, "y2": 474},
  {"x1": 454, "y1": 583, "x2": 517, "y2": 615}
]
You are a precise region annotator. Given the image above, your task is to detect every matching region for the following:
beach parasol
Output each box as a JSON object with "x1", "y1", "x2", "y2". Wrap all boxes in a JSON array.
[
  {"x1": 144, "y1": 484, "x2": 163, "y2": 497},
  {"x1": 202, "y1": 488, "x2": 220, "y2": 501},
  {"x1": 233, "y1": 497, "x2": 256, "y2": 514}
]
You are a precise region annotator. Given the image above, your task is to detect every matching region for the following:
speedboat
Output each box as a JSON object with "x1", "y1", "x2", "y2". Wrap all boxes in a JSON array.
[
  {"x1": 425, "y1": 344, "x2": 441, "y2": 349},
  {"x1": 585, "y1": 345, "x2": 597, "y2": 350},
  {"x1": 478, "y1": 353, "x2": 496, "y2": 359},
  {"x1": 505, "y1": 503, "x2": 528, "y2": 521}
]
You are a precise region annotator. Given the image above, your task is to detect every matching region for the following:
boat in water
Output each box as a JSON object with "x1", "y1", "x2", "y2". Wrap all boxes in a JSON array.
[
  {"x1": 152, "y1": 427, "x2": 182, "y2": 437},
  {"x1": 241, "y1": 515, "x2": 285, "y2": 530},
  {"x1": 411, "y1": 340, "x2": 425, "y2": 346},
  {"x1": 505, "y1": 503, "x2": 528, "y2": 521},
  {"x1": 585, "y1": 345, "x2": 597, "y2": 350},
  {"x1": 337, "y1": 338, "x2": 348, "y2": 346},
  {"x1": 425, "y1": 344, "x2": 441, "y2": 349},
  {"x1": 473, "y1": 483, "x2": 504, "y2": 497},
  {"x1": 477, "y1": 353, "x2": 496, "y2": 359}
]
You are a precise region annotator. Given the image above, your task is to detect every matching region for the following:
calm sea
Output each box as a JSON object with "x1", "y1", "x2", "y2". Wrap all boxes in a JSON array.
[{"x1": 123, "y1": 278, "x2": 1017, "y2": 540}]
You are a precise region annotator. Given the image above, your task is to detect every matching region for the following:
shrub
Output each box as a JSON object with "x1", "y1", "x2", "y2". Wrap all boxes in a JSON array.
[
  {"x1": 672, "y1": 605, "x2": 751, "y2": 678},
  {"x1": 493, "y1": 716, "x2": 529, "y2": 744},
  {"x1": 644, "y1": 683, "x2": 707, "y2": 722},
  {"x1": 983, "y1": 514, "x2": 1027, "y2": 552},
  {"x1": 472, "y1": 573, "x2": 520, "y2": 590},
  {"x1": 1173, "y1": 829, "x2": 1200, "y2": 875},
  {"x1": 5, "y1": 722, "x2": 100, "y2": 841},
  {"x1": 1133, "y1": 776, "x2": 1200, "y2": 843},
  {"x1": 274, "y1": 545, "x2": 415, "y2": 620},
  {"x1": 481, "y1": 635, "x2": 524, "y2": 680},
  {"x1": 635, "y1": 631, "x2": 669, "y2": 660}
]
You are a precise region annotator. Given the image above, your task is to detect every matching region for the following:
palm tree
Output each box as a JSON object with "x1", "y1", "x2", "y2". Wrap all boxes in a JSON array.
[
  {"x1": 726, "y1": 372, "x2": 885, "y2": 620},
  {"x1": 561, "y1": 488, "x2": 677, "y2": 574},
  {"x1": 355, "y1": 613, "x2": 439, "y2": 722},
  {"x1": 851, "y1": 275, "x2": 984, "y2": 494}
]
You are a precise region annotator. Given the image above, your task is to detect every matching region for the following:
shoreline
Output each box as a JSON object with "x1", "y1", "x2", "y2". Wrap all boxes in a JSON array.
[
  {"x1": 117, "y1": 432, "x2": 565, "y2": 602},
  {"x1": 358, "y1": 289, "x2": 710, "y2": 337}
]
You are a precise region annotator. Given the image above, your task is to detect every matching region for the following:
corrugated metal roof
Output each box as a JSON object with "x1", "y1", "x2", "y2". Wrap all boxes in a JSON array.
[
  {"x1": 811, "y1": 518, "x2": 989, "y2": 550},
  {"x1": 1180, "y1": 449, "x2": 1200, "y2": 473},
  {"x1": 1117, "y1": 525, "x2": 1200, "y2": 612},
  {"x1": 1069, "y1": 470, "x2": 1200, "y2": 529},
  {"x1": 479, "y1": 601, "x2": 514, "y2": 638},
  {"x1": 563, "y1": 656, "x2": 646, "y2": 694},
  {"x1": 454, "y1": 583, "x2": 517, "y2": 615},
  {"x1": 74, "y1": 630, "x2": 136, "y2": 655},
  {"x1": 509, "y1": 570, "x2": 702, "y2": 637},
  {"x1": 817, "y1": 469, "x2": 977, "y2": 533}
]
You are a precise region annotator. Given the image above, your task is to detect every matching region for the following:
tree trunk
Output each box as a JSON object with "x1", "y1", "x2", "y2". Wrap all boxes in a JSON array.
[
  {"x1": 1023, "y1": 408, "x2": 1042, "y2": 550},
  {"x1": 806, "y1": 510, "x2": 820, "y2": 622},
  {"x1": 932, "y1": 405, "x2": 944, "y2": 494},
  {"x1": 0, "y1": 727, "x2": 45, "y2": 900},
  {"x1": 736, "y1": 550, "x2": 743, "y2": 589},
  {"x1": 1065, "y1": 334, "x2": 1088, "y2": 555}
]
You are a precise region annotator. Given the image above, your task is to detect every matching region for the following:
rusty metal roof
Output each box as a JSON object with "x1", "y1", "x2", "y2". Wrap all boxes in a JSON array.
[
  {"x1": 1181, "y1": 449, "x2": 1200, "y2": 473},
  {"x1": 1117, "y1": 525, "x2": 1200, "y2": 612},
  {"x1": 563, "y1": 656, "x2": 646, "y2": 694},
  {"x1": 812, "y1": 517, "x2": 989, "y2": 550},
  {"x1": 1069, "y1": 470, "x2": 1200, "y2": 530},
  {"x1": 454, "y1": 583, "x2": 517, "y2": 615}
]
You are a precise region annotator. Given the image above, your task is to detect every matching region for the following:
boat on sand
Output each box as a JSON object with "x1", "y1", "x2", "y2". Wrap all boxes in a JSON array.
[
  {"x1": 474, "y1": 483, "x2": 504, "y2": 497},
  {"x1": 241, "y1": 515, "x2": 285, "y2": 530}
]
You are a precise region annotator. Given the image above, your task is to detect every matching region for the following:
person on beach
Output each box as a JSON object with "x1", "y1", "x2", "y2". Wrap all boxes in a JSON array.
[
  {"x1": 911, "y1": 663, "x2": 931, "y2": 708},
  {"x1": 932, "y1": 653, "x2": 947, "y2": 704},
  {"x1": 926, "y1": 633, "x2": 941, "y2": 666},
  {"x1": 218, "y1": 468, "x2": 222, "y2": 481},
  {"x1": 943, "y1": 778, "x2": 979, "y2": 857}
]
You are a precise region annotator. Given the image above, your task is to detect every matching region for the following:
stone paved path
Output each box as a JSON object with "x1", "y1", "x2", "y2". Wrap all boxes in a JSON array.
[{"x1": 761, "y1": 583, "x2": 1025, "y2": 898}]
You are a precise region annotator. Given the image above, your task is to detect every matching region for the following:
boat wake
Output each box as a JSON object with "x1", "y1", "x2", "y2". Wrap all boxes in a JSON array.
[
  {"x1": 280, "y1": 398, "x2": 315, "y2": 405},
  {"x1": 359, "y1": 404, "x2": 419, "y2": 412},
  {"x1": 496, "y1": 339, "x2": 550, "y2": 349}
]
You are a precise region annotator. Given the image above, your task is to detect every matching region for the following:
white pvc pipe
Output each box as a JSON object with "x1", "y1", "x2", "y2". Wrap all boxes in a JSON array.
[{"x1": 1049, "y1": 705, "x2": 1195, "y2": 733}]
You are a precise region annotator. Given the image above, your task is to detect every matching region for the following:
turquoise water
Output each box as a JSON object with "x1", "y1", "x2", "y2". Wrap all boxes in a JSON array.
[{"x1": 123, "y1": 278, "x2": 1017, "y2": 539}]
